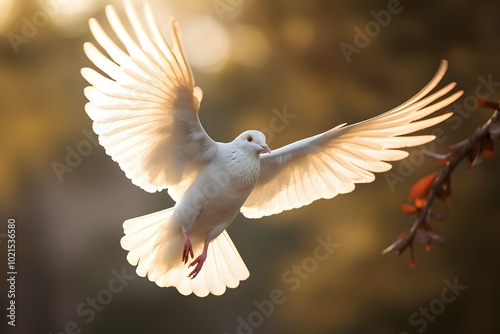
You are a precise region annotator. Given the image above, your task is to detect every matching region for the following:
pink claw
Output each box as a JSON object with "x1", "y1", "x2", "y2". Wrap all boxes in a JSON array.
[
  {"x1": 182, "y1": 228, "x2": 194, "y2": 264},
  {"x1": 188, "y1": 254, "x2": 206, "y2": 279},
  {"x1": 187, "y1": 239, "x2": 210, "y2": 279}
]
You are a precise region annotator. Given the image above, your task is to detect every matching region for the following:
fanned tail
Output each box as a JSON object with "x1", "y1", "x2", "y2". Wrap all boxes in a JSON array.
[{"x1": 120, "y1": 208, "x2": 249, "y2": 297}]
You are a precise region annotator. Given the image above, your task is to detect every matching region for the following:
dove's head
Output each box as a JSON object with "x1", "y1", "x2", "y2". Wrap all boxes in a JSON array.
[{"x1": 236, "y1": 130, "x2": 271, "y2": 156}]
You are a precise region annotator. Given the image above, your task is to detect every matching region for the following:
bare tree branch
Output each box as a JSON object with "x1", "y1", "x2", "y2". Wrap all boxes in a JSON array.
[{"x1": 383, "y1": 99, "x2": 500, "y2": 265}]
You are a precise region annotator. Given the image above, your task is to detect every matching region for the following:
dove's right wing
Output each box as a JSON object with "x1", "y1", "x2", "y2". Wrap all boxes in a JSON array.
[
  {"x1": 82, "y1": 1, "x2": 216, "y2": 199},
  {"x1": 241, "y1": 60, "x2": 463, "y2": 219}
]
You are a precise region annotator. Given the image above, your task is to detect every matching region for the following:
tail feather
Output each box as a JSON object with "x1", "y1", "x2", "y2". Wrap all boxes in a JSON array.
[
  {"x1": 211, "y1": 241, "x2": 234, "y2": 289},
  {"x1": 216, "y1": 231, "x2": 249, "y2": 286},
  {"x1": 120, "y1": 207, "x2": 250, "y2": 297},
  {"x1": 205, "y1": 249, "x2": 224, "y2": 295},
  {"x1": 121, "y1": 208, "x2": 172, "y2": 266}
]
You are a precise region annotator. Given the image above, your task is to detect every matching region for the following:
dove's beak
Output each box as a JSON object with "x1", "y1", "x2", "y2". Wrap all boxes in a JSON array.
[{"x1": 260, "y1": 144, "x2": 271, "y2": 154}]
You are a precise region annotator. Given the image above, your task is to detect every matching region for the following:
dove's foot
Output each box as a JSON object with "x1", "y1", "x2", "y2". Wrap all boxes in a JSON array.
[
  {"x1": 188, "y1": 239, "x2": 210, "y2": 279},
  {"x1": 188, "y1": 255, "x2": 206, "y2": 279},
  {"x1": 182, "y1": 227, "x2": 194, "y2": 264}
]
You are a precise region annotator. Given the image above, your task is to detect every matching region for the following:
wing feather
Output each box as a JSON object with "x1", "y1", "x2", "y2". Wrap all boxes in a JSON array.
[
  {"x1": 82, "y1": 1, "x2": 216, "y2": 197},
  {"x1": 241, "y1": 60, "x2": 463, "y2": 219}
]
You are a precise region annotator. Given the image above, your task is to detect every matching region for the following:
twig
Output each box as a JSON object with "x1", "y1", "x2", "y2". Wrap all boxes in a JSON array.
[
  {"x1": 406, "y1": 108, "x2": 499, "y2": 245},
  {"x1": 383, "y1": 99, "x2": 500, "y2": 261}
]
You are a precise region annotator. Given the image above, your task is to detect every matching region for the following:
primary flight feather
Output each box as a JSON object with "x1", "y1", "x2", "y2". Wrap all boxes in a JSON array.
[{"x1": 82, "y1": 0, "x2": 463, "y2": 297}]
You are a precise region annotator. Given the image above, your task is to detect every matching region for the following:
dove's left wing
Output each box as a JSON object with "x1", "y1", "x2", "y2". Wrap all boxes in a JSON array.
[
  {"x1": 82, "y1": 1, "x2": 216, "y2": 199},
  {"x1": 241, "y1": 61, "x2": 463, "y2": 219}
]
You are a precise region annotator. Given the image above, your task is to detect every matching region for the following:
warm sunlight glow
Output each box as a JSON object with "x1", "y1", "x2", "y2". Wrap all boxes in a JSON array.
[
  {"x1": 0, "y1": 0, "x2": 17, "y2": 32},
  {"x1": 50, "y1": 0, "x2": 102, "y2": 37},
  {"x1": 231, "y1": 24, "x2": 271, "y2": 68},
  {"x1": 182, "y1": 16, "x2": 231, "y2": 72},
  {"x1": 281, "y1": 17, "x2": 315, "y2": 50}
]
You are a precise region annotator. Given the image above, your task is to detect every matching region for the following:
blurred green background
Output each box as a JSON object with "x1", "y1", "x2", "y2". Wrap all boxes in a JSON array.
[{"x1": 1, "y1": 0, "x2": 500, "y2": 333}]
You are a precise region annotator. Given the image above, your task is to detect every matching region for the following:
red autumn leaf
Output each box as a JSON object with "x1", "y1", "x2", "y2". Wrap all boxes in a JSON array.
[
  {"x1": 414, "y1": 198, "x2": 426, "y2": 209},
  {"x1": 408, "y1": 172, "x2": 439, "y2": 203},
  {"x1": 401, "y1": 203, "x2": 418, "y2": 215}
]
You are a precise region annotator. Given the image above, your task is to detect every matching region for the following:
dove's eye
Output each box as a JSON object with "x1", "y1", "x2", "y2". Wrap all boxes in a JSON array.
[{"x1": 246, "y1": 135, "x2": 253, "y2": 142}]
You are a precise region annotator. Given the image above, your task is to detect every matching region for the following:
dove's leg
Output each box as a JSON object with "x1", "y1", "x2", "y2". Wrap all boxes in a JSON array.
[
  {"x1": 188, "y1": 239, "x2": 210, "y2": 279},
  {"x1": 182, "y1": 226, "x2": 194, "y2": 264}
]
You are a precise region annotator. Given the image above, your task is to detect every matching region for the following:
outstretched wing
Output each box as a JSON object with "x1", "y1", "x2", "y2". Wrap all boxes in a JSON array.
[
  {"x1": 81, "y1": 1, "x2": 217, "y2": 199},
  {"x1": 241, "y1": 60, "x2": 463, "y2": 219}
]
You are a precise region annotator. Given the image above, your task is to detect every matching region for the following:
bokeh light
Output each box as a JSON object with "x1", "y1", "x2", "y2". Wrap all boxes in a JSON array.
[
  {"x1": 231, "y1": 24, "x2": 271, "y2": 68},
  {"x1": 0, "y1": 0, "x2": 17, "y2": 33},
  {"x1": 182, "y1": 16, "x2": 231, "y2": 72},
  {"x1": 48, "y1": 0, "x2": 103, "y2": 37}
]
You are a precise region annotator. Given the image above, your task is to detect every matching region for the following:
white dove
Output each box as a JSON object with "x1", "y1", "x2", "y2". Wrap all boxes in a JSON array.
[{"x1": 81, "y1": 1, "x2": 463, "y2": 297}]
